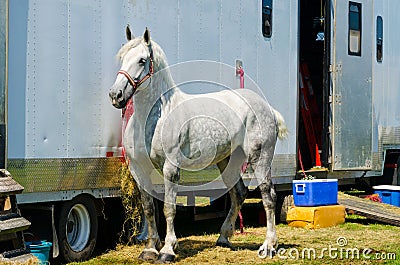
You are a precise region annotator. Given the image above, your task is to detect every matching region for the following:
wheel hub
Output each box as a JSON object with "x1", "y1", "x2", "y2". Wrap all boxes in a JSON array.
[{"x1": 66, "y1": 203, "x2": 91, "y2": 252}]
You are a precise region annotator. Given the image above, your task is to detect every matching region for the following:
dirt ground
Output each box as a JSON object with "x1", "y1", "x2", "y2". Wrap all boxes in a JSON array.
[{"x1": 68, "y1": 201, "x2": 400, "y2": 265}]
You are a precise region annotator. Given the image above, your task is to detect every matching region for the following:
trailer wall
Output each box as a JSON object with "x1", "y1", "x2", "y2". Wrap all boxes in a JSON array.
[
  {"x1": 7, "y1": 0, "x2": 299, "y2": 198},
  {"x1": 371, "y1": 0, "x2": 400, "y2": 172}
]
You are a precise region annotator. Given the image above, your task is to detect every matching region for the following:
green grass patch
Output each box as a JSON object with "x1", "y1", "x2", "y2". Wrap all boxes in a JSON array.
[{"x1": 67, "y1": 208, "x2": 400, "y2": 265}]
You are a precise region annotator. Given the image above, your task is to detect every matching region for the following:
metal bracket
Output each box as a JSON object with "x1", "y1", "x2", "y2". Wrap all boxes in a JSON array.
[{"x1": 235, "y1": 59, "x2": 243, "y2": 77}]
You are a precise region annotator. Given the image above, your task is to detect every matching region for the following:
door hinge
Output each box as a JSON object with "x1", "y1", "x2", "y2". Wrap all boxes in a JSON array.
[{"x1": 329, "y1": 64, "x2": 342, "y2": 73}]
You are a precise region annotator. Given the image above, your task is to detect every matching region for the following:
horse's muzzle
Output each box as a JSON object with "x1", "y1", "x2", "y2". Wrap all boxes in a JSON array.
[{"x1": 109, "y1": 89, "x2": 125, "y2": 109}]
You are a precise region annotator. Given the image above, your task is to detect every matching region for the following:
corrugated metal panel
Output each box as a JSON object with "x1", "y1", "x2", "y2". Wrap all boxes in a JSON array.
[{"x1": 8, "y1": 158, "x2": 121, "y2": 193}]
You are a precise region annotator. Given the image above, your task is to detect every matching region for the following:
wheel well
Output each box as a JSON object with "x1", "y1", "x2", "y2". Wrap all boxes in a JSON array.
[{"x1": 55, "y1": 194, "x2": 102, "y2": 217}]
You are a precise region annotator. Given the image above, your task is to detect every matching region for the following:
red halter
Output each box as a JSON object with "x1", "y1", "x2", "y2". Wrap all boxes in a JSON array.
[{"x1": 117, "y1": 57, "x2": 154, "y2": 94}]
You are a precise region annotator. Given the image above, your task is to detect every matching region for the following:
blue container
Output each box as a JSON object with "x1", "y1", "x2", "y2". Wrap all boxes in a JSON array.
[
  {"x1": 293, "y1": 179, "x2": 338, "y2": 206},
  {"x1": 373, "y1": 185, "x2": 400, "y2": 207},
  {"x1": 26, "y1": 241, "x2": 52, "y2": 265}
]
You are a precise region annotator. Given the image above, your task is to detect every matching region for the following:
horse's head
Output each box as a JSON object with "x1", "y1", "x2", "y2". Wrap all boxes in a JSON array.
[{"x1": 109, "y1": 26, "x2": 154, "y2": 109}]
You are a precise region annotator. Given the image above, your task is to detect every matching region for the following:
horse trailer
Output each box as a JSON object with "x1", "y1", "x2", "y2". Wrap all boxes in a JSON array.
[{"x1": 1, "y1": 0, "x2": 400, "y2": 262}]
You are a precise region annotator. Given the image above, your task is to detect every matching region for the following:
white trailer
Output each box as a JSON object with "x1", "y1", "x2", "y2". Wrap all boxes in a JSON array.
[{"x1": 2, "y1": 0, "x2": 400, "y2": 262}]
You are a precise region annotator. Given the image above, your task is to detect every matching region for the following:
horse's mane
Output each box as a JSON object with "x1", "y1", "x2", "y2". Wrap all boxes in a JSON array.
[{"x1": 117, "y1": 37, "x2": 168, "y2": 71}]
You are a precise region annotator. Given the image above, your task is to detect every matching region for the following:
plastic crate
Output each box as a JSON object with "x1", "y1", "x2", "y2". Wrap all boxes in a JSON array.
[
  {"x1": 292, "y1": 179, "x2": 338, "y2": 206},
  {"x1": 373, "y1": 185, "x2": 400, "y2": 207}
]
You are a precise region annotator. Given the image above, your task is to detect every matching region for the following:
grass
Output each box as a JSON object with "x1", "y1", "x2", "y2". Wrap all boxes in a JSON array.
[{"x1": 66, "y1": 203, "x2": 400, "y2": 265}]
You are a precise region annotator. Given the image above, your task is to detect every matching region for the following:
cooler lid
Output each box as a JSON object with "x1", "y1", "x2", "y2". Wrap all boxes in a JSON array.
[{"x1": 373, "y1": 185, "x2": 400, "y2": 191}]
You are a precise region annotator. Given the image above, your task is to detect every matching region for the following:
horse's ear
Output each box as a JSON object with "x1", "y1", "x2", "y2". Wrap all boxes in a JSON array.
[
  {"x1": 144, "y1": 27, "x2": 150, "y2": 45},
  {"x1": 126, "y1": 24, "x2": 134, "y2": 41}
]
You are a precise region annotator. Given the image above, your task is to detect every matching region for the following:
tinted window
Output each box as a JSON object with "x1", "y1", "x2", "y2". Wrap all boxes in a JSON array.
[
  {"x1": 348, "y1": 2, "x2": 362, "y2": 56},
  {"x1": 376, "y1": 16, "x2": 383, "y2": 62},
  {"x1": 262, "y1": 0, "x2": 272, "y2": 38}
]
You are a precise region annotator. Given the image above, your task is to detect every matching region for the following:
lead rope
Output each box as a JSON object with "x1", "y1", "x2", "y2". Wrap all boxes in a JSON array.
[
  {"x1": 298, "y1": 148, "x2": 307, "y2": 179},
  {"x1": 237, "y1": 64, "x2": 245, "y2": 234}
]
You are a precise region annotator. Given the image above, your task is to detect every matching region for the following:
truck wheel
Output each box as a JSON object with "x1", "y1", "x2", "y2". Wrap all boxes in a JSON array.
[{"x1": 57, "y1": 195, "x2": 98, "y2": 262}]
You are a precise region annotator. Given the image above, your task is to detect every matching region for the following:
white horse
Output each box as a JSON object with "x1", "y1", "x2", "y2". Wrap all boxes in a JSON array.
[{"x1": 109, "y1": 26, "x2": 288, "y2": 263}]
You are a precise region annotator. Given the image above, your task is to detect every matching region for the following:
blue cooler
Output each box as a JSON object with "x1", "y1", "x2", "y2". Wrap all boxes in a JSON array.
[
  {"x1": 293, "y1": 179, "x2": 338, "y2": 206},
  {"x1": 373, "y1": 185, "x2": 400, "y2": 207},
  {"x1": 26, "y1": 240, "x2": 52, "y2": 265}
]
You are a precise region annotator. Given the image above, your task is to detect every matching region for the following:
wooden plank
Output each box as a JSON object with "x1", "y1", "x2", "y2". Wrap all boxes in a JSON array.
[{"x1": 338, "y1": 193, "x2": 400, "y2": 226}]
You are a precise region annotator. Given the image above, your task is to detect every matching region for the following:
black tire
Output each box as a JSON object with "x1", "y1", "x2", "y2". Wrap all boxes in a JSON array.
[{"x1": 57, "y1": 195, "x2": 98, "y2": 262}]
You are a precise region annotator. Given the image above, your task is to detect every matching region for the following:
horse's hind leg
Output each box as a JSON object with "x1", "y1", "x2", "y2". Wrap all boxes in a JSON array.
[
  {"x1": 216, "y1": 156, "x2": 248, "y2": 249},
  {"x1": 138, "y1": 188, "x2": 162, "y2": 262},
  {"x1": 255, "y1": 160, "x2": 278, "y2": 258}
]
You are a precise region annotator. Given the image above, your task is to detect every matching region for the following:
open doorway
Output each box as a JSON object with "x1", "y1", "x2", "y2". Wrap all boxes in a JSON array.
[{"x1": 298, "y1": 0, "x2": 327, "y2": 171}]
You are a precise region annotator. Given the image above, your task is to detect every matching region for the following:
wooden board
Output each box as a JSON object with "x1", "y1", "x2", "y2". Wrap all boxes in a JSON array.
[{"x1": 338, "y1": 192, "x2": 400, "y2": 226}]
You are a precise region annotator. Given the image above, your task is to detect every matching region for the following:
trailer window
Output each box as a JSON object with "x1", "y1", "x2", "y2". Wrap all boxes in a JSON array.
[
  {"x1": 376, "y1": 16, "x2": 383, "y2": 62},
  {"x1": 348, "y1": 2, "x2": 362, "y2": 56},
  {"x1": 262, "y1": 0, "x2": 272, "y2": 38}
]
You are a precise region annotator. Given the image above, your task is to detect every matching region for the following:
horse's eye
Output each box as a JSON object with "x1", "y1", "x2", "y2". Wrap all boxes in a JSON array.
[{"x1": 138, "y1": 58, "x2": 147, "y2": 65}]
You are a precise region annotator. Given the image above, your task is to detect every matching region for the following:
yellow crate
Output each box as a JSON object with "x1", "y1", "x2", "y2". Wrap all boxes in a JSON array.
[{"x1": 286, "y1": 205, "x2": 346, "y2": 229}]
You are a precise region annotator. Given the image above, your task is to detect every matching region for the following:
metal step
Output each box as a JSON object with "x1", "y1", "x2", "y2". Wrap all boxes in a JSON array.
[
  {"x1": 1, "y1": 247, "x2": 30, "y2": 259},
  {"x1": 0, "y1": 213, "x2": 31, "y2": 235},
  {"x1": 0, "y1": 174, "x2": 24, "y2": 196},
  {"x1": 0, "y1": 250, "x2": 35, "y2": 263},
  {"x1": 0, "y1": 254, "x2": 36, "y2": 264},
  {"x1": 0, "y1": 170, "x2": 34, "y2": 263}
]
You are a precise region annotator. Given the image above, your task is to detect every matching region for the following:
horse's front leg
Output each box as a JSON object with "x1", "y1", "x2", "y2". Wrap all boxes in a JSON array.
[
  {"x1": 157, "y1": 162, "x2": 179, "y2": 263},
  {"x1": 138, "y1": 187, "x2": 162, "y2": 262}
]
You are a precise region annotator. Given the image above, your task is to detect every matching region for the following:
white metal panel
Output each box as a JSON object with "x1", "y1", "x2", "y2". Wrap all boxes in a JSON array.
[
  {"x1": 255, "y1": 0, "x2": 298, "y2": 155},
  {"x1": 178, "y1": 0, "x2": 220, "y2": 62},
  {"x1": 8, "y1": 0, "x2": 124, "y2": 159},
  {"x1": 8, "y1": 0, "x2": 298, "y2": 176},
  {"x1": 371, "y1": 0, "x2": 400, "y2": 171},
  {"x1": 25, "y1": 0, "x2": 69, "y2": 158},
  {"x1": 373, "y1": 0, "x2": 400, "y2": 130},
  {"x1": 331, "y1": 0, "x2": 373, "y2": 170},
  {"x1": 68, "y1": 0, "x2": 102, "y2": 156}
]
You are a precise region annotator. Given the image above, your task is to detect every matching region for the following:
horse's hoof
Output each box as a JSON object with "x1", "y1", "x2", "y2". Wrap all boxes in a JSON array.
[
  {"x1": 216, "y1": 241, "x2": 235, "y2": 250},
  {"x1": 138, "y1": 250, "x2": 159, "y2": 262},
  {"x1": 155, "y1": 252, "x2": 175, "y2": 264}
]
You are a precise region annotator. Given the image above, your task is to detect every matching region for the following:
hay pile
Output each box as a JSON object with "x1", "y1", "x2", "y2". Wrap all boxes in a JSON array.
[
  {"x1": 119, "y1": 162, "x2": 144, "y2": 244},
  {"x1": 0, "y1": 256, "x2": 39, "y2": 265}
]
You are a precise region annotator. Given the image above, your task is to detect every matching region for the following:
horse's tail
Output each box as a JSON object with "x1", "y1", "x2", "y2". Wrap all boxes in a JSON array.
[{"x1": 273, "y1": 109, "x2": 288, "y2": 140}]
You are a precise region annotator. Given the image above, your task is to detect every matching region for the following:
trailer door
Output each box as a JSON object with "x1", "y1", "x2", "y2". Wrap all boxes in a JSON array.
[{"x1": 330, "y1": 0, "x2": 373, "y2": 170}]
